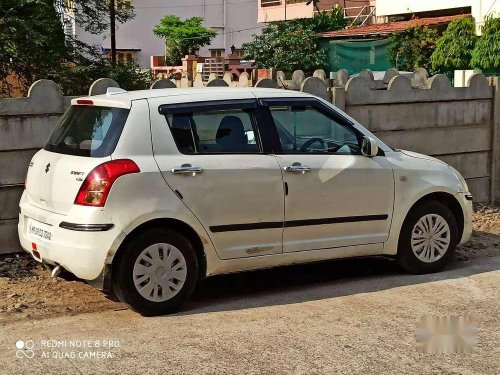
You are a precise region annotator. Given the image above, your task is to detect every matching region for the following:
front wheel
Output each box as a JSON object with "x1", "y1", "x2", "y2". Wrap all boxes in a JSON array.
[
  {"x1": 112, "y1": 228, "x2": 199, "y2": 316},
  {"x1": 397, "y1": 200, "x2": 459, "y2": 274}
]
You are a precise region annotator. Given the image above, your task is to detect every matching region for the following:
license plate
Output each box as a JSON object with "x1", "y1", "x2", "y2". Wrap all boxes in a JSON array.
[{"x1": 27, "y1": 218, "x2": 53, "y2": 243}]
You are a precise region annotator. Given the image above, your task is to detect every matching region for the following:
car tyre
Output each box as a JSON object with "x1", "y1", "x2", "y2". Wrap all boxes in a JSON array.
[
  {"x1": 397, "y1": 200, "x2": 459, "y2": 274},
  {"x1": 112, "y1": 228, "x2": 198, "y2": 316}
]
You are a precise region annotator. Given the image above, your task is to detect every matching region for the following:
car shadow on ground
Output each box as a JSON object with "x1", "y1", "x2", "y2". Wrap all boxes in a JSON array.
[{"x1": 182, "y1": 231, "x2": 500, "y2": 315}]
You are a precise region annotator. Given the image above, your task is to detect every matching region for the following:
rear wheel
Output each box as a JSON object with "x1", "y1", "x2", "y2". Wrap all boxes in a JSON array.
[
  {"x1": 397, "y1": 200, "x2": 459, "y2": 274},
  {"x1": 112, "y1": 228, "x2": 198, "y2": 316}
]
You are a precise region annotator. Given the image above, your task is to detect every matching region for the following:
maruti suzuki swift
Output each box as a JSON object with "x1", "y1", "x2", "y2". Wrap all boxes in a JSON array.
[{"x1": 19, "y1": 87, "x2": 472, "y2": 316}]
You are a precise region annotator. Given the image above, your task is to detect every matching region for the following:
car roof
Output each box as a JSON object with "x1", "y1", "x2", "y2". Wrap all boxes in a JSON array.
[{"x1": 72, "y1": 87, "x2": 313, "y2": 108}]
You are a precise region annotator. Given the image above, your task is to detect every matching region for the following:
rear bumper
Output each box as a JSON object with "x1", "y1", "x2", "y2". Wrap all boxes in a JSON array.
[{"x1": 18, "y1": 192, "x2": 121, "y2": 280}]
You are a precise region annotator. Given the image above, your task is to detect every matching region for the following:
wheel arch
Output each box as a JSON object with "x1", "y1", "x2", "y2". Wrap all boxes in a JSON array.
[
  {"x1": 405, "y1": 192, "x2": 464, "y2": 240},
  {"x1": 112, "y1": 218, "x2": 207, "y2": 281},
  {"x1": 384, "y1": 189, "x2": 466, "y2": 256}
]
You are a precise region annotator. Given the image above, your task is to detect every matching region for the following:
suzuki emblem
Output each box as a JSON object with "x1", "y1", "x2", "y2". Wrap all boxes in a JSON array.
[{"x1": 45, "y1": 163, "x2": 50, "y2": 173}]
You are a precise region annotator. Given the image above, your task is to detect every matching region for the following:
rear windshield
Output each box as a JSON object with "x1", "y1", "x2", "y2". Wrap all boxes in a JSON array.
[{"x1": 44, "y1": 105, "x2": 130, "y2": 157}]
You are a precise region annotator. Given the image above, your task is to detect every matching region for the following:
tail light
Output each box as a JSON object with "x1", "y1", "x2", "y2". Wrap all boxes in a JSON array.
[{"x1": 75, "y1": 159, "x2": 140, "y2": 207}]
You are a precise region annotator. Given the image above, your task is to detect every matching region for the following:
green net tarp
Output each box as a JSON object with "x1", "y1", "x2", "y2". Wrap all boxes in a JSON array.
[{"x1": 319, "y1": 38, "x2": 392, "y2": 75}]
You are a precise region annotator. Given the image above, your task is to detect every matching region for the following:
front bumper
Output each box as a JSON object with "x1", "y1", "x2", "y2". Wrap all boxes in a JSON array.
[
  {"x1": 457, "y1": 192, "x2": 473, "y2": 245},
  {"x1": 18, "y1": 193, "x2": 121, "y2": 280}
]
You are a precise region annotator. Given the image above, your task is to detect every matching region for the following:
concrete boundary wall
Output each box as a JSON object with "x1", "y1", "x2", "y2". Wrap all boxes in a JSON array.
[
  {"x1": 335, "y1": 72, "x2": 496, "y2": 204},
  {"x1": 0, "y1": 69, "x2": 499, "y2": 254},
  {"x1": 0, "y1": 80, "x2": 77, "y2": 254}
]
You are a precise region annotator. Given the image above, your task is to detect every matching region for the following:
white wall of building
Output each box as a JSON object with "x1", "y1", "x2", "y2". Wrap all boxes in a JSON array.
[
  {"x1": 472, "y1": 0, "x2": 500, "y2": 33},
  {"x1": 376, "y1": 0, "x2": 471, "y2": 17},
  {"x1": 376, "y1": 0, "x2": 499, "y2": 34},
  {"x1": 74, "y1": 0, "x2": 262, "y2": 67}
]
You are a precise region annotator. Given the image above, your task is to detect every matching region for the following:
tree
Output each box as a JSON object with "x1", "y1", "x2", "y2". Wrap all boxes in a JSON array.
[
  {"x1": 56, "y1": 0, "x2": 134, "y2": 35},
  {"x1": 431, "y1": 17, "x2": 477, "y2": 75},
  {"x1": 287, "y1": 7, "x2": 347, "y2": 33},
  {"x1": 153, "y1": 15, "x2": 217, "y2": 65},
  {"x1": 242, "y1": 8, "x2": 346, "y2": 73},
  {"x1": 0, "y1": 0, "x2": 66, "y2": 96},
  {"x1": 471, "y1": 16, "x2": 500, "y2": 72},
  {"x1": 243, "y1": 23, "x2": 327, "y2": 73},
  {"x1": 1, "y1": 0, "x2": 148, "y2": 97},
  {"x1": 56, "y1": 0, "x2": 135, "y2": 65},
  {"x1": 52, "y1": 60, "x2": 153, "y2": 96},
  {"x1": 388, "y1": 25, "x2": 439, "y2": 72}
]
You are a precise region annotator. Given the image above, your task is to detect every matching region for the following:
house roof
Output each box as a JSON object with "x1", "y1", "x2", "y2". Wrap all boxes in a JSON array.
[{"x1": 318, "y1": 14, "x2": 471, "y2": 38}]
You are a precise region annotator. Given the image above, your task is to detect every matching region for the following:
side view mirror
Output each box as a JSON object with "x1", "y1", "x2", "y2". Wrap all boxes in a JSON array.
[{"x1": 361, "y1": 136, "x2": 379, "y2": 157}]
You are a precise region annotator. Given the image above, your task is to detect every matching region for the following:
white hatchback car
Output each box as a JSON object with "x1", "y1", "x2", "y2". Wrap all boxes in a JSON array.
[{"x1": 19, "y1": 88, "x2": 472, "y2": 315}]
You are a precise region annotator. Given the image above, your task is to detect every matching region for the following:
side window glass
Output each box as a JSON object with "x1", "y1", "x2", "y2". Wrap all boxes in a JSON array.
[
  {"x1": 166, "y1": 114, "x2": 196, "y2": 154},
  {"x1": 269, "y1": 105, "x2": 360, "y2": 154},
  {"x1": 165, "y1": 108, "x2": 260, "y2": 154}
]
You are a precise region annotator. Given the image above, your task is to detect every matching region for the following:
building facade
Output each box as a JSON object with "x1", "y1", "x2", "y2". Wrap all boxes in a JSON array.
[
  {"x1": 258, "y1": 0, "x2": 374, "y2": 23},
  {"x1": 375, "y1": 0, "x2": 500, "y2": 34},
  {"x1": 66, "y1": 0, "x2": 262, "y2": 68}
]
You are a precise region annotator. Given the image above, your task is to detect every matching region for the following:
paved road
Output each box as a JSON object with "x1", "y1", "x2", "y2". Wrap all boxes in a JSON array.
[{"x1": 1, "y1": 256, "x2": 499, "y2": 374}]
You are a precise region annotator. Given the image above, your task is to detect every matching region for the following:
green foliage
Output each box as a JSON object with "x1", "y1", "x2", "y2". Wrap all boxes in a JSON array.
[
  {"x1": 471, "y1": 16, "x2": 500, "y2": 71},
  {"x1": 0, "y1": 0, "x2": 152, "y2": 97},
  {"x1": 0, "y1": 0, "x2": 66, "y2": 96},
  {"x1": 52, "y1": 60, "x2": 153, "y2": 96},
  {"x1": 63, "y1": 0, "x2": 135, "y2": 35},
  {"x1": 431, "y1": 17, "x2": 477, "y2": 74},
  {"x1": 153, "y1": 15, "x2": 217, "y2": 65},
  {"x1": 242, "y1": 9, "x2": 346, "y2": 73},
  {"x1": 287, "y1": 7, "x2": 347, "y2": 33},
  {"x1": 243, "y1": 23, "x2": 327, "y2": 73},
  {"x1": 388, "y1": 25, "x2": 439, "y2": 73}
]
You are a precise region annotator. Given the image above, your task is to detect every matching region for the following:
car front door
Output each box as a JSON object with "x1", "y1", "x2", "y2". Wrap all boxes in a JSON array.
[
  {"x1": 149, "y1": 97, "x2": 285, "y2": 260},
  {"x1": 261, "y1": 98, "x2": 395, "y2": 253}
]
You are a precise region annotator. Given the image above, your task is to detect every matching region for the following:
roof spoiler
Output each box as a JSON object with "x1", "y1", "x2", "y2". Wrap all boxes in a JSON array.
[{"x1": 106, "y1": 87, "x2": 127, "y2": 96}]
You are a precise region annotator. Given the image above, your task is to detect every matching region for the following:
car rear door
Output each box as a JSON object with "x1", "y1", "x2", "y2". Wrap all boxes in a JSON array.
[{"x1": 149, "y1": 95, "x2": 285, "y2": 260}]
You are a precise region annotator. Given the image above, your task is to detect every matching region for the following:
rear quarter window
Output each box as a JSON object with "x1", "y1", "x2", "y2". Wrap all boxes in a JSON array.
[{"x1": 44, "y1": 105, "x2": 129, "y2": 157}]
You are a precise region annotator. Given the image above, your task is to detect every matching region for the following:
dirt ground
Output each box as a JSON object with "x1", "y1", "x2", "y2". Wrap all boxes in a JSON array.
[
  {"x1": 0, "y1": 204, "x2": 499, "y2": 374},
  {"x1": 0, "y1": 204, "x2": 499, "y2": 324}
]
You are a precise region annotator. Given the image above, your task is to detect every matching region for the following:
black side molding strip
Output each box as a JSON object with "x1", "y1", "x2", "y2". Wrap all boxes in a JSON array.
[
  {"x1": 59, "y1": 222, "x2": 114, "y2": 232},
  {"x1": 210, "y1": 221, "x2": 283, "y2": 233},
  {"x1": 210, "y1": 214, "x2": 388, "y2": 233},
  {"x1": 284, "y1": 214, "x2": 389, "y2": 228}
]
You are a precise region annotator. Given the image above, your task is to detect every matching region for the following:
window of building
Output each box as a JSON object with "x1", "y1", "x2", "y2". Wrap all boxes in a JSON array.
[
  {"x1": 210, "y1": 49, "x2": 225, "y2": 58},
  {"x1": 261, "y1": 0, "x2": 282, "y2": 7},
  {"x1": 261, "y1": 0, "x2": 307, "y2": 6},
  {"x1": 117, "y1": 52, "x2": 125, "y2": 64},
  {"x1": 111, "y1": 51, "x2": 136, "y2": 65},
  {"x1": 233, "y1": 49, "x2": 245, "y2": 58}
]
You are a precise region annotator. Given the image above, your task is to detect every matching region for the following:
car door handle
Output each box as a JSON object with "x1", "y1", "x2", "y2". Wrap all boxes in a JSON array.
[
  {"x1": 284, "y1": 165, "x2": 311, "y2": 173},
  {"x1": 171, "y1": 165, "x2": 203, "y2": 174}
]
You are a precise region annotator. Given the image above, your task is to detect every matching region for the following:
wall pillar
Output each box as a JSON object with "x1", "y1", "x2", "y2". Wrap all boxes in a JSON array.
[
  {"x1": 181, "y1": 55, "x2": 198, "y2": 81},
  {"x1": 331, "y1": 87, "x2": 346, "y2": 111},
  {"x1": 492, "y1": 78, "x2": 500, "y2": 205}
]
